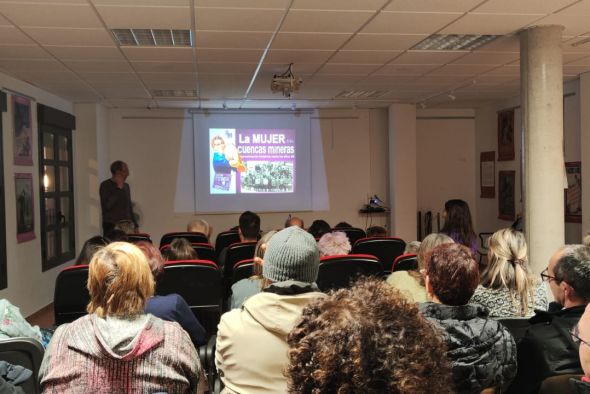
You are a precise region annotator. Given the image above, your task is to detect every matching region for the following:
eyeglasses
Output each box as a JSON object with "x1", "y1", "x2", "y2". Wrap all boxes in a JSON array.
[
  {"x1": 571, "y1": 324, "x2": 590, "y2": 347},
  {"x1": 540, "y1": 268, "x2": 557, "y2": 282}
]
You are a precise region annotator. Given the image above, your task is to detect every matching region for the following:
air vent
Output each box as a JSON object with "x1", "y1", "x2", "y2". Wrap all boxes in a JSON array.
[
  {"x1": 334, "y1": 90, "x2": 390, "y2": 100},
  {"x1": 411, "y1": 34, "x2": 499, "y2": 51},
  {"x1": 151, "y1": 89, "x2": 198, "y2": 98},
  {"x1": 112, "y1": 29, "x2": 192, "y2": 47}
]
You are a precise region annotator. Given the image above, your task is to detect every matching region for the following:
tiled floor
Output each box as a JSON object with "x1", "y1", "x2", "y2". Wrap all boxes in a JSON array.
[{"x1": 26, "y1": 303, "x2": 55, "y2": 328}]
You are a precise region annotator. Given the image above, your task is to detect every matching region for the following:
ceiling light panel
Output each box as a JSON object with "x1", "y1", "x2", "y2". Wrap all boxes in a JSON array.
[
  {"x1": 151, "y1": 89, "x2": 198, "y2": 98},
  {"x1": 412, "y1": 34, "x2": 499, "y2": 51},
  {"x1": 112, "y1": 29, "x2": 192, "y2": 47}
]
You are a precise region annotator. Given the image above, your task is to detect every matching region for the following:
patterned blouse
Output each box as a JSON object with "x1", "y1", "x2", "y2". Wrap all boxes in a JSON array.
[{"x1": 470, "y1": 280, "x2": 548, "y2": 318}]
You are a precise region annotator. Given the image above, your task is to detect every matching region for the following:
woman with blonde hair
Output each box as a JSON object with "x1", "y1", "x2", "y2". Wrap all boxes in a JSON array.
[
  {"x1": 386, "y1": 233, "x2": 454, "y2": 303},
  {"x1": 470, "y1": 228, "x2": 547, "y2": 317},
  {"x1": 40, "y1": 242, "x2": 206, "y2": 393}
]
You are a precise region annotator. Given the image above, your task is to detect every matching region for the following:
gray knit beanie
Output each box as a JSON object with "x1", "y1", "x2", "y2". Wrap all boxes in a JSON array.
[{"x1": 263, "y1": 226, "x2": 319, "y2": 283}]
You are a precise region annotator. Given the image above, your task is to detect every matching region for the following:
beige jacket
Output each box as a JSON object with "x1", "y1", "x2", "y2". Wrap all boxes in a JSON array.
[{"x1": 215, "y1": 288, "x2": 326, "y2": 394}]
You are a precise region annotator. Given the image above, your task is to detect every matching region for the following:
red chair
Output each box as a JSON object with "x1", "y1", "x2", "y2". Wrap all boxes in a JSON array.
[
  {"x1": 232, "y1": 259, "x2": 255, "y2": 284},
  {"x1": 390, "y1": 253, "x2": 418, "y2": 272},
  {"x1": 160, "y1": 242, "x2": 216, "y2": 263},
  {"x1": 160, "y1": 231, "x2": 208, "y2": 248},
  {"x1": 223, "y1": 241, "x2": 257, "y2": 278},
  {"x1": 332, "y1": 227, "x2": 366, "y2": 246},
  {"x1": 54, "y1": 264, "x2": 90, "y2": 325},
  {"x1": 316, "y1": 254, "x2": 382, "y2": 292},
  {"x1": 157, "y1": 260, "x2": 223, "y2": 336},
  {"x1": 214, "y1": 230, "x2": 241, "y2": 259},
  {"x1": 127, "y1": 232, "x2": 152, "y2": 243},
  {"x1": 352, "y1": 237, "x2": 406, "y2": 271}
]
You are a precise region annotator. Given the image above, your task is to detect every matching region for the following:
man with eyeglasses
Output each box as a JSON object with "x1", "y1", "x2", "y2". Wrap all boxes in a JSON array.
[
  {"x1": 570, "y1": 304, "x2": 590, "y2": 392},
  {"x1": 509, "y1": 245, "x2": 590, "y2": 393}
]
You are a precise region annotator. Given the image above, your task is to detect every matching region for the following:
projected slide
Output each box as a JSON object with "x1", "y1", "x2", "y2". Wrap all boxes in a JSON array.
[{"x1": 209, "y1": 128, "x2": 295, "y2": 195}]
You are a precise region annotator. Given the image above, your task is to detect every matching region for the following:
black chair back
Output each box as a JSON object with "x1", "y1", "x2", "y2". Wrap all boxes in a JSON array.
[
  {"x1": 127, "y1": 233, "x2": 152, "y2": 243},
  {"x1": 498, "y1": 317, "x2": 530, "y2": 342},
  {"x1": 391, "y1": 253, "x2": 418, "y2": 272},
  {"x1": 224, "y1": 242, "x2": 257, "y2": 278},
  {"x1": 316, "y1": 254, "x2": 382, "y2": 292},
  {"x1": 54, "y1": 265, "x2": 90, "y2": 325},
  {"x1": 214, "y1": 231, "x2": 241, "y2": 258},
  {"x1": 352, "y1": 237, "x2": 406, "y2": 271},
  {"x1": 160, "y1": 242, "x2": 216, "y2": 262},
  {"x1": 333, "y1": 227, "x2": 366, "y2": 246},
  {"x1": 157, "y1": 260, "x2": 223, "y2": 336},
  {"x1": 0, "y1": 337, "x2": 44, "y2": 394},
  {"x1": 232, "y1": 259, "x2": 255, "y2": 284},
  {"x1": 160, "y1": 232, "x2": 208, "y2": 248}
]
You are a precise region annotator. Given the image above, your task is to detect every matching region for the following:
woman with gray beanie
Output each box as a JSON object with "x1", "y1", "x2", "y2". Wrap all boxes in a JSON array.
[{"x1": 215, "y1": 226, "x2": 327, "y2": 394}]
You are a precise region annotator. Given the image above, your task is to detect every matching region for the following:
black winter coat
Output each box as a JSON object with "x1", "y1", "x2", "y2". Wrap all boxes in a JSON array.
[
  {"x1": 420, "y1": 302, "x2": 517, "y2": 394},
  {"x1": 508, "y1": 304, "x2": 586, "y2": 394}
]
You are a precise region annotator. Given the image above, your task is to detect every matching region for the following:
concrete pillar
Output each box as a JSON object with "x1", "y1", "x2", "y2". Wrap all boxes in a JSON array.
[
  {"x1": 388, "y1": 104, "x2": 417, "y2": 240},
  {"x1": 520, "y1": 25, "x2": 564, "y2": 273},
  {"x1": 580, "y1": 73, "x2": 590, "y2": 236}
]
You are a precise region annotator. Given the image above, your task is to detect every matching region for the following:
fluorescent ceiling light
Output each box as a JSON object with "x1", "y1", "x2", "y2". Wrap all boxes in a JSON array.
[
  {"x1": 151, "y1": 89, "x2": 198, "y2": 98},
  {"x1": 411, "y1": 34, "x2": 499, "y2": 51},
  {"x1": 112, "y1": 29, "x2": 192, "y2": 47}
]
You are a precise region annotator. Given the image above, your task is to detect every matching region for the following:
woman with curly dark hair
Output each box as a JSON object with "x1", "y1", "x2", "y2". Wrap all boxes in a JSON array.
[{"x1": 286, "y1": 278, "x2": 454, "y2": 394}]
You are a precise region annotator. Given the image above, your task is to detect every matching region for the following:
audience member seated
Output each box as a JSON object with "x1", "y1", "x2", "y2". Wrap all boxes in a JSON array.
[
  {"x1": 441, "y1": 199, "x2": 477, "y2": 255},
  {"x1": 510, "y1": 244, "x2": 590, "y2": 393},
  {"x1": 470, "y1": 228, "x2": 547, "y2": 317},
  {"x1": 0, "y1": 299, "x2": 51, "y2": 348},
  {"x1": 216, "y1": 226, "x2": 326, "y2": 393},
  {"x1": 136, "y1": 241, "x2": 207, "y2": 347},
  {"x1": 39, "y1": 242, "x2": 206, "y2": 393},
  {"x1": 404, "y1": 240, "x2": 421, "y2": 254},
  {"x1": 420, "y1": 243, "x2": 516, "y2": 393},
  {"x1": 333, "y1": 221, "x2": 352, "y2": 228},
  {"x1": 114, "y1": 219, "x2": 136, "y2": 234},
  {"x1": 307, "y1": 219, "x2": 331, "y2": 239},
  {"x1": 106, "y1": 229, "x2": 128, "y2": 242},
  {"x1": 285, "y1": 216, "x2": 304, "y2": 229},
  {"x1": 162, "y1": 237, "x2": 198, "y2": 261},
  {"x1": 187, "y1": 218, "x2": 212, "y2": 241},
  {"x1": 366, "y1": 225, "x2": 387, "y2": 238},
  {"x1": 229, "y1": 230, "x2": 277, "y2": 309},
  {"x1": 570, "y1": 304, "x2": 590, "y2": 393},
  {"x1": 218, "y1": 210, "x2": 260, "y2": 270},
  {"x1": 386, "y1": 233, "x2": 454, "y2": 303},
  {"x1": 317, "y1": 231, "x2": 351, "y2": 256},
  {"x1": 286, "y1": 278, "x2": 454, "y2": 394},
  {"x1": 75, "y1": 235, "x2": 108, "y2": 265}
]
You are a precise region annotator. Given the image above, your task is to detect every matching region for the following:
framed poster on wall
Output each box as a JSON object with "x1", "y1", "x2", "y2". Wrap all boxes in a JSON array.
[
  {"x1": 15, "y1": 173, "x2": 35, "y2": 243},
  {"x1": 498, "y1": 109, "x2": 515, "y2": 161},
  {"x1": 12, "y1": 95, "x2": 33, "y2": 166},
  {"x1": 499, "y1": 170, "x2": 516, "y2": 221},
  {"x1": 565, "y1": 161, "x2": 581, "y2": 223}
]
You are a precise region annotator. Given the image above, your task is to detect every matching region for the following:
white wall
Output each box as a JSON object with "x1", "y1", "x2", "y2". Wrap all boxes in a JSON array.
[
  {"x1": 105, "y1": 108, "x2": 390, "y2": 243},
  {"x1": 73, "y1": 103, "x2": 107, "y2": 249},
  {"x1": 416, "y1": 108, "x2": 477, "y2": 236},
  {"x1": 0, "y1": 72, "x2": 73, "y2": 316},
  {"x1": 474, "y1": 80, "x2": 581, "y2": 246}
]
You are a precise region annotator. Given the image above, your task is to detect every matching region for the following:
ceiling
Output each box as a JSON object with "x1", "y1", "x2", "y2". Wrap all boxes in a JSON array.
[{"x1": 1, "y1": 0, "x2": 590, "y2": 109}]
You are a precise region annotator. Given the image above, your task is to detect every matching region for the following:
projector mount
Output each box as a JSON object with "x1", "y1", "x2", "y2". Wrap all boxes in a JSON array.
[{"x1": 271, "y1": 63, "x2": 303, "y2": 98}]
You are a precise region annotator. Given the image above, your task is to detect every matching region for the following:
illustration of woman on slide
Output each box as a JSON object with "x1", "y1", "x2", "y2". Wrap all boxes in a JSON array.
[{"x1": 211, "y1": 135, "x2": 246, "y2": 173}]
